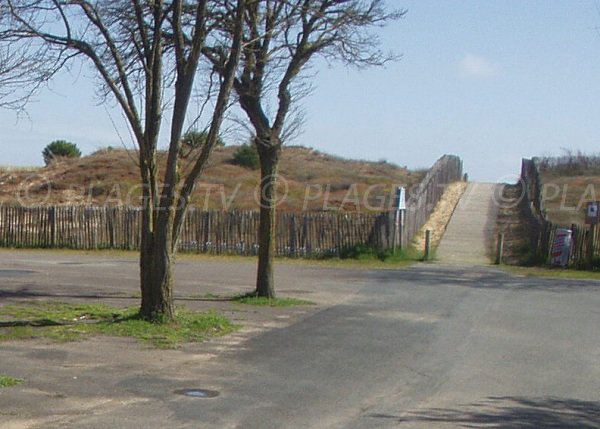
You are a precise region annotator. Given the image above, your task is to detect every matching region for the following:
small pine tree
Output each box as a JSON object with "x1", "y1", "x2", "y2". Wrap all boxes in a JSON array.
[
  {"x1": 42, "y1": 140, "x2": 81, "y2": 166},
  {"x1": 232, "y1": 143, "x2": 260, "y2": 170},
  {"x1": 180, "y1": 130, "x2": 225, "y2": 158}
]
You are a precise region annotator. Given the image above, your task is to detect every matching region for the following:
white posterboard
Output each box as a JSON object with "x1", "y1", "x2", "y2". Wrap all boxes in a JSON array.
[
  {"x1": 551, "y1": 228, "x2": 572, "y2": 267},
  {"x1": 397, "y1": 187, "x2": 406, "y2": 210}
]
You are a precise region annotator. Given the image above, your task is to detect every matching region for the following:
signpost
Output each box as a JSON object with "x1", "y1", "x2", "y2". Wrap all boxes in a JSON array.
[
  {"x1": 585, "y1": 201, "x2": 599, "y2": 226},
  {"x1": 392, "y1": 187, "x2": 406, "y2": 252}
]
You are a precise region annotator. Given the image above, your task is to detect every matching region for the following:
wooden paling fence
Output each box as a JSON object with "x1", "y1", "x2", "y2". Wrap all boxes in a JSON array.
[
  {"x1": 0, "y1": 204, "x2": 381, "y2": 257},
  {"x1": 357, "y1": 154, "x2": 464, "y2": 253},
  {"x1": 0, "y1": 205, "x2": 140, "y2": 251},
  {"x1": 401, "y1": 154, "x2": 463, "y2": 246},
  {"x1": 0, "y1": 153, "x2": 464, "y2": 257},
  {"x1": 533, "y1": 219, "x2": 600, "y2": 269},
  {"x1": 521, "y1": 157, "x2": 600, "y2": 268}
]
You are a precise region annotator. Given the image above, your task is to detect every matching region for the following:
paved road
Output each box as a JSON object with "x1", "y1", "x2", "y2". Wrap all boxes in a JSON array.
[{"x1": 1, "y1": 252, "x2": 600, "y2": 428}]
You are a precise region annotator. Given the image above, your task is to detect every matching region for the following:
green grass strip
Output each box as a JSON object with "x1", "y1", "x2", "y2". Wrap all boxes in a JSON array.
[
  {"x1": 504, "y1": 266, "x2": 600, "y2": 281},
  {"x1": 0, "y1": 375, "x2": 23, "y2": 388},
  {"x1": 0, "y1": 301, "x2": 236, "y2": 349},
  {"x1": 232, "y1": 293, "x2": 314, "y2": 307}
]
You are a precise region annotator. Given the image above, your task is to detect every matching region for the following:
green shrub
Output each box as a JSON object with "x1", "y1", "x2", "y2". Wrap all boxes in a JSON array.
[
  {"x1": 339, "y1": 243, "x2": 379, "y2": 260},
  {"x1": 180, "y1": 131, "x2": 225, "y2": 158},
  {"x1": 231, "y1": 143, "x2": 260, "y2": 170},
  {"x1": 179, "y1": 131, "x2": 225, "y2": 159},
  {"x1": 42, "y1": 140, "x2": 81, "y2": 165},
  {"x1": 320, "y1": 243, "x2": 422, "y2": 262}
]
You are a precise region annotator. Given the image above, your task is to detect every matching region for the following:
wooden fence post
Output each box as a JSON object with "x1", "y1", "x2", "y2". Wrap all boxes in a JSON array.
[
  {"x1": 495, "y1": 232, "x2": 504, "y2": 265},
  {"x1": 424, "y1": 230, "x2": 432, "y2": 261},
  {"x1": 48, "y1": 206, "x2": 56, "y2": 248},
  {"x1": 587, "y1": 224, "x2": 596, "y2": 270}
]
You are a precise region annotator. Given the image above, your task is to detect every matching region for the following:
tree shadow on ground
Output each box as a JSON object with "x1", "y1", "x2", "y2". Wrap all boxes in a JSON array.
[
  {"x1": 368, "y1": 396, "x2": 600, "y2": 428},
  {"x1": 370, "y1": 264, "x2": 600, "y2": 293},
  {"x1": 0, "y1": 319, "x2": 65, "y2": 327},
  {"x1": 0, "y1": 286, "x2": 236, "y2": 303},
  {"x1": 0, "y1": 286, "x2": 136, "y2": 300}
]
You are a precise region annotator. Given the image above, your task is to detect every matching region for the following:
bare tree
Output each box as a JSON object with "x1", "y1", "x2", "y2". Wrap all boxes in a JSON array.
[
  {"x1": 1, "y1": 0, "x2": 246, "y2": 321},
  {"x1": 206, "y1": 0, "x2": 404, "y2": 298},
  {"x1": 0, "y1": 8, "x2": 53, "y2": 110}
]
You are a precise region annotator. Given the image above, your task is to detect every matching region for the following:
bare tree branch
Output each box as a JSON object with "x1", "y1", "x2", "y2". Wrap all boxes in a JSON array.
[
  {"x1": 0, "y1": 0, "x2": 249, "y2": 321},
  {"x1": 206, "y1": 0, "x2": 404, "y2": 298}
]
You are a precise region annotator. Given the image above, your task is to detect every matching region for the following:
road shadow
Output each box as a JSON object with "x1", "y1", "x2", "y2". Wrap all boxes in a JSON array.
[
  {"x1": 368, "y1": 396, "x2": 600, "y2": 428},
  {"x1": 370, "y1": 264, "x2": 600, "y2": 293},
  {"x1": 0, "y1": 285, "x2": 137, "y2": 301},
  {"x1": 0, "y1": 285, "x2": 234, "y2": 303},
  {"x1": 0, "y1": 319, "x2": 65, "y2": 327}
]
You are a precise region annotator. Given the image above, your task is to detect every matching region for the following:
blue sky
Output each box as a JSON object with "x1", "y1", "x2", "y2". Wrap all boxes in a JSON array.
[{"x1": 2, "y1": 0, "x2": 600, "y2": 182}]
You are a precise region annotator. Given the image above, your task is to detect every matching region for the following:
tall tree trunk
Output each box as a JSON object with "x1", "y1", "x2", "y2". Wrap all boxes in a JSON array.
[
  {"x1": 255, "y1": 141, "x2": 281, "y2": 298},
  {"x1": 140, "y1": 204, "x2": 176, "y2": 322},
  {"x1": 140, "y1": 236, "x2": 176, "y2": 321},
  {"x1": 139, "y1": 210, "x2": 155, "y2": 318}
]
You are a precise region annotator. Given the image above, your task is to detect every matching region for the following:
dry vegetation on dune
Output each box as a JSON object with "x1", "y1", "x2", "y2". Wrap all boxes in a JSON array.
[
  {"x1": 538, "y1": 174, "x2": 600, "y2": 225},
  {"x1": 537, "y1": 152, "x2": 600, "y2": 225},
  {"x1": 0, "y1": 146, "x2": 424, "y2": 212}
]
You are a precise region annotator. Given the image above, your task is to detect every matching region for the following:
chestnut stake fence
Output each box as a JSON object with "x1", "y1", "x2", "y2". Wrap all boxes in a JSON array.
[
  {"x1": 0, "y1": 205, "x2": 382, "y2": 257},
  {"x1": 0, "y1": 154, "x2": 463, "y2": 257},
  {"x1": 520, "y1": 157, "x2": 600, "y2": 268}
]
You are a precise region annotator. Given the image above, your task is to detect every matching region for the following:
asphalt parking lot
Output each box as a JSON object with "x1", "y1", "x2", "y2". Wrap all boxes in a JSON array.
[{"x1": 1, "y1": 250, "x2": 600, "y2": 428}]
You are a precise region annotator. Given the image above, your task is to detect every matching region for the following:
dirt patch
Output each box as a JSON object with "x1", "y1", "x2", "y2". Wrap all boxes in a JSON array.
[{"x1": 412, "y1": 181, "x2": 467, "y2": 252}]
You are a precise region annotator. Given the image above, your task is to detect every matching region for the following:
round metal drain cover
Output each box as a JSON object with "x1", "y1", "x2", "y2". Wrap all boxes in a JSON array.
[{"x1": 175, "y1": 389, "x2": 219, "y2": 398}]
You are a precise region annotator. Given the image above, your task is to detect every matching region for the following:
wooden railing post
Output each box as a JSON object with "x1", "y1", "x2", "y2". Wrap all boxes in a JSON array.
[
  {"x1": 48, "y1": 206, "x2": 56, "y2": 248},
  {"x1": 424, "y1": 230, "x2": 432, "y2": 261},
  {"x1": 587, "y1": 224, "x2": 596, "y2": 270},
  {"x1": 495, "y1": 232, "x2": 504, "y2": 265}
]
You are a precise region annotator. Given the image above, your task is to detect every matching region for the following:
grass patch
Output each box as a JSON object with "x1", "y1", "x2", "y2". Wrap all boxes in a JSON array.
[
  {"x1": 308, "y1": 243, "x2": 421, "y2": 267},
  {"x1": 0, "y1": 375, "x2": 23, "y2": 388},
  {"x1": 232, "y1": 293, "x2": 314, "y2": 307},
  {"x1": 0, "y1": 301, "x2": 236, "y2": 349},
  {"x1": 503, "y1": 265, "x2": 600, "y2": 281}
]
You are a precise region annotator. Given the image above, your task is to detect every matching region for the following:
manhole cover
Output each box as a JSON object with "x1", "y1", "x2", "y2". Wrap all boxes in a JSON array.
[{"x1": 175, "y1": 389, "x2": 219, "y2": 398}]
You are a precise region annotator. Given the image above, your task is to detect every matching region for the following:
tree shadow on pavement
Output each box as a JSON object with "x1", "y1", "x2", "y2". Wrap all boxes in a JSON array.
[
  {"x1": 0, "y1": 286, "x2": 232, "y2": 302},
  {"x1": 367, "y1": 396, "x2": 600, "y2": 428},
  {"x1": 0, "y1": 286, "x2": 136, "y2": 301},
  {"x1": 370, "y1": 264, "x2": 600, "y2": 293}
]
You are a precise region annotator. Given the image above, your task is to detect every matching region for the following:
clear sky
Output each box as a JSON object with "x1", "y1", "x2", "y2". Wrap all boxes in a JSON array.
[{"x1": 2, "y1": 0, "x2": 600, "y2": 183}]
